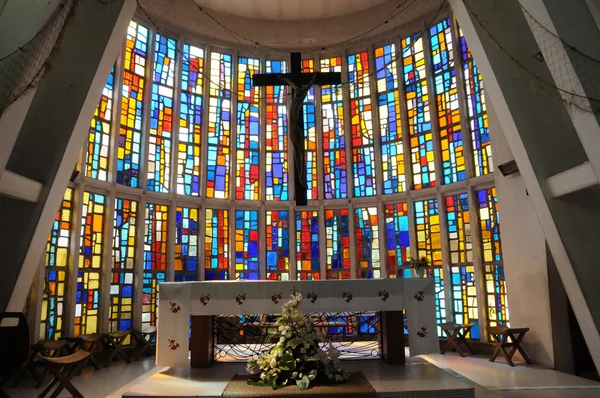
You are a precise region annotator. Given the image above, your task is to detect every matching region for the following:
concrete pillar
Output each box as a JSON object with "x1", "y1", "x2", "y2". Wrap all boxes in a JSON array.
[
  {"x1": 1, "y1": 0, "x2": 136, "y2": 312},
  {"x1": 488, "y1": 101, "x2": 554, "y2": 367}
]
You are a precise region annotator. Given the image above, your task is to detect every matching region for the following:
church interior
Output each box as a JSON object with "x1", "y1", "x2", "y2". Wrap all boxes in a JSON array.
[{"x1": 2, "y1": 0, "x2": 600, "y2": 396}]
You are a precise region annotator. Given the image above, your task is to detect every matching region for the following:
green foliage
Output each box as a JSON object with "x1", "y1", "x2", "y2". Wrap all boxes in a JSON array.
[{"x1": 246, "y1": 293, "x2": 350, "y2": 390}]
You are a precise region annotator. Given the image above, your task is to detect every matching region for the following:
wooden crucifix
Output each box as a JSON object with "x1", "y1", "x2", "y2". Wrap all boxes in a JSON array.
[{"x1": 253, "y1": 53, "x2": 341, "y2": 206}]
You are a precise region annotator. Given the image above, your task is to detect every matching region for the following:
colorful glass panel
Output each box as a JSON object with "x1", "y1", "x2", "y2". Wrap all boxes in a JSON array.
[
  {"x1": 325, "y1": 209, "x2": 350, "y2": 280},
  {"x1": 430, "y1": 19, "x2": 465, "y2": 184},
  {"x1": 178, "y1": 44, "x2": 204, "y2": 196},
  {"x1": 376, "y1": 44, "x2": 406, "y2": 194},
  {"x1": 147, "y1": 33, "x2": 175, "y2": 193},
  {"x1": 205, "y1": 209, "x2": 229, "y2": 280},
  {"x1": 207, "y1": 52, "x2": 232, "y2": 199},
  {"x1": 111, "y1": 198, "x2": 137, "y2": 334},
  {"x1": 296, "y1": 211, "x2": 320, "y2": 280},
  {"x1": 40, "y1": 188, "x2": 73, "y2": 340},
  {"x1": 86, "y1": 67, "x2": 114, "y2": 181},
  {"x1": 355, "y1": 207, "x2": 380, "y2": 279},
  {"x1": 118, "y1": 21, "x2": 147, "y2": 187},
  {"x1": 459, "y1": 27, "x2": 492, "y2": 177},
  {"x1": 445, "y1": 193, "x2": 478, "y2": 338},
  {"x1": 320, "y1": 57, "x2": 347, "y2": 199},
  {"x1": 348, "y1": 51, "x2": 376, "y2": 197},
  {"x1": 477, "y1": 188, "x2": 508, "y2": 328},
  {"x1": 402, "y1": 35, "x2": 435, "y2": 189},
  {"x1": 265, "y1": 60, "x2": 288, "y2": 201},
  {"x1": 349, "y1": 98, "x2": 376, "y2": 196},
  {"x1": 235, "y1": 210, "x2": 259, "y2": 280},
  {"x1": 384, "y1": 203, "x2": 411, "y2": 278},
  {"x1": 414, "y1": 199, "x2": 445, "y2": 335},
  {"x1": 302, "y1": 59, "x2": 318, "y2": 200},
  {"x1": 235, "y1": 57, "x2": 261, "y2": 201},
  {"x1": 75, "y1": 192, "x2": 105, "y2": 336},
  {"x1": 176, "y1": 207, "x2": 199, "y2": 281},
  {"x1": 266, "y1": 210, "x2": 290, "y2": 280},
  {"x1": 143, "y1": 203, "x2": 168, "y2": 327}
]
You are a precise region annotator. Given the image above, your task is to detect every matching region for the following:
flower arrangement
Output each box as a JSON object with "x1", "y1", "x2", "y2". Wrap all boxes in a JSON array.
[
  {"x1": 410, "y1": 256, "x2": 431, "y2": 277},
  {"x1": 246, "y1": 293, "x2": 349, "y2": 390}
]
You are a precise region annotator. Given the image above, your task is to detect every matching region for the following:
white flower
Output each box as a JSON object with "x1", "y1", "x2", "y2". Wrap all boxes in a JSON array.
[{"x1": 269, "y1": 358, "x2": 277, "y2": 368}]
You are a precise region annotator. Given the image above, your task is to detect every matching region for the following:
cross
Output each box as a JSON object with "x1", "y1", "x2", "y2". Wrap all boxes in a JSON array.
[{"x1": 253, "y1": 52, "x2": 342, "y2": 206}]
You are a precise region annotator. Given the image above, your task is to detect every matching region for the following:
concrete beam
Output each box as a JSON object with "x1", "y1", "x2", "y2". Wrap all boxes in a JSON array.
[
  {"x1": 548, "y1": 162, "x2": 598, "y2": 198},
  {"x1": 1, "y1": 0, "x2": 136, "y2": 313},
  {"x1": 450, "y1": 0, "x2": 600, "y2": 372},
  {"x1": 0, "y1": 170, "x2": 43, "y2": 202}
]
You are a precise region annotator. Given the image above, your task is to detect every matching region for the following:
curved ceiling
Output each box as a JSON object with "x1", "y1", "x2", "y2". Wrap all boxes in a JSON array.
[
  {"x1": 141, "y1": 0, "x2": 446, "y2": 51},
  {"x1": 194, "y1": 0, "x2": 388, "y2": 21}
]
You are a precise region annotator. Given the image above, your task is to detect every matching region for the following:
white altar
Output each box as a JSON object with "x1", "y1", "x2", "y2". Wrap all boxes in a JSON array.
[{"x1": 156, "y1": 279, "x2": 438, "y2": 368}]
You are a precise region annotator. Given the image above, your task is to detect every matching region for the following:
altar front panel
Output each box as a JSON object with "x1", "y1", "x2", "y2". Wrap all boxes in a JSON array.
[{"x1": 157, "y1": 279, "x2": 438, "y2": 367}]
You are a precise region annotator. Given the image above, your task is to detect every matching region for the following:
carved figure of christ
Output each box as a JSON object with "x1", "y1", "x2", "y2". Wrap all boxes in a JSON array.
[{"x1": 253, "y1": 53, "x2": 342, "y2": 205}]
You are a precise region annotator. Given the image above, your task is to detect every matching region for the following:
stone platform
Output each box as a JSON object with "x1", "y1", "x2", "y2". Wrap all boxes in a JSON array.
[{"x1": 122, "y1": 359, "x2": 476, "y2": 398}]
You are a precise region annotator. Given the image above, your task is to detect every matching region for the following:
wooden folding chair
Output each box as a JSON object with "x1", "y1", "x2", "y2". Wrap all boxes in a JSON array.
[
  {"x1": 440, "y1": 322, "x2": 474, "y2": 357},
  {"x1": 28, "y1": 340, "x2": 69, "y2": 388},
  {"x1": 36, "y1": 350, "x2": 89, "y2": 398},
  {"x1": 130, "y1": 327, "x2": 157, "y2": 361},
  {"x1": 63, "y1": 334, "x2": 103, "y2": 370},
  {"x1": 487, "y1": 326, "x2": 532, "y2": 366},
  {"x1": 101, "y1": 331, "x2": 131, "y2": 367}
]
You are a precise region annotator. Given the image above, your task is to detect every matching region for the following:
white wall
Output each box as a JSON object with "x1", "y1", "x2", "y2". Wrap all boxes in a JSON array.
[{"x1": 489, "y1": 101, "x2": 554, "y2": 367}]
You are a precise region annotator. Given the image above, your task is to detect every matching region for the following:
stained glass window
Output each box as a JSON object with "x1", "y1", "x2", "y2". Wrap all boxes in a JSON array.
[
  {"x1": 445, "y1": 193, "x2": 478, "y2": 338},
  {"x1": 477, "y1": 188, "x2": 508, "y2": 328},
  {"x1": 111, "y1": 198, "x2": 137, "y2": 334},
  {"x1": 302, "y1": 59, "x2": 318, "y2": 200},
  {"x1": 178, "y1": 44, "x2": 204, "y2": 196},
  {"x1": 118, "y1": 21, "x2": 148, "y2": 188},
  {"x1": 348, "y1": 52, "x2": 376, "y2": 197},
  {"x1": 266, "y1": 210, "x2": 289, "y2": 280},
  {"x1": 235, "y1": 210, "x2": 259, "y2": 280},
  {"x1": 384, "y1": 203, "x2": 411, "y2": 278},
  {"x1": 430, "y1": 19, "x2": 466, "y2": 184},
  {"x1": 325, "y1": 209, "x2": 350, "y2": 280},
  {"x1": 376, "y1": 44, "x2": 406, "y2": 194},
  {"x1": 143, "y1": 203, "x2": 168, "y2": 327},
  {"x1": 86, "y1": 67, "x2": 114, "y2": 181},
  {"x1": 296, "y1": 211, "x2": 320, "y2": 280},
  {"x1": 355, "y1": 207, "x2": 380, "y2": 278},
  {"x1": 147, "y1": 33, "x2": 176, "y2": 193},
  {"x1": 176, "y1": 207, "x2": 199, "y2": 281},
  {"x1": 265, "y1": 60, "x2": 288, "y2": 201},
  {"x1": 320, "y1": 57, "x2": 347, "y2": 199},
  {"x1": 402, "y1": 35, "x2": 435, "y2": 189},
  {"x1": 235, "y1": 57, "x2": 261, "y2": 201},
  {"x1": 205, "y1": 209, "x2": 229, "y2": 280},
  {"x1": 414, "y1": 199, "x2": 445, "y2": 335},
  {"x1": 206, "y1": 52, "x2": 232, "y2": 199},
  {"x1": 41, "y1": 188, "x2": 73, "y2": 340},
  {"x1": 459, "y1": 26, "x2": 492, "y2": 177},
  {"x1": 75, "y1": 192, "x2": 105, "y2": 336}
]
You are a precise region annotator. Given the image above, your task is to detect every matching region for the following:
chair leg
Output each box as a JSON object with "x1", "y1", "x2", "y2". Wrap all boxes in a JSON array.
[{"x1": 47, "y1": 365, "x2": 83, "y2": 398}]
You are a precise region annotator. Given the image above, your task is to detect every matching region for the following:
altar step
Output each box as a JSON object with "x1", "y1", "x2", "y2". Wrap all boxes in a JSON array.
[{"x1": 122, "y1": 360, "x2": 476, "y2": 398}]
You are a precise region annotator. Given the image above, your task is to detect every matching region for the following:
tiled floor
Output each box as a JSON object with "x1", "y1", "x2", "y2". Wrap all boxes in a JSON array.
[
  {"x1": 423, "y1": 353, "x2": 600, "y2": 397},
  {"x1": 3, "y1": 353, "x2": 600, "y2": 397},
  {"x1": 5, "y1": 357, "x2": 158, "y2": 398},
  {"x1": 121, "y1": 359, "x2": 477, "y2": 397}
]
